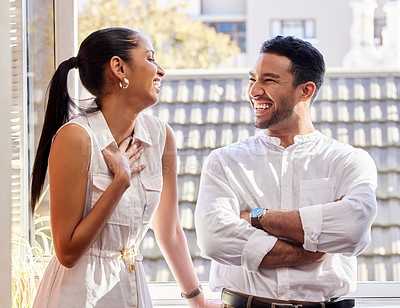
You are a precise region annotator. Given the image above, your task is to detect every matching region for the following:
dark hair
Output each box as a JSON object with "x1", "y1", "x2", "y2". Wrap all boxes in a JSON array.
[
  {"x1": 260, "y1": 35, "x2": 325, "y2": 101},
  {"x1": 30, "y1": 27, "x2": 141, "y2": 212}
]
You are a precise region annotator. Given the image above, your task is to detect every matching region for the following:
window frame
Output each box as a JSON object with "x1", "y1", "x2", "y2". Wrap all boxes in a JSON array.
[
  {"x1": 1, "y1": 0, "x2": 12, "y2": 306},
  {"x1": 270, "y1": 18, "x2": 316, "y2": 39}
]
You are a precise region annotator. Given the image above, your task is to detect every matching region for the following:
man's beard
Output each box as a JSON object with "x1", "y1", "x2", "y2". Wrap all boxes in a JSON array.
[{"x1": 254, "y1": 97, "x2": 295, "y2": 129}]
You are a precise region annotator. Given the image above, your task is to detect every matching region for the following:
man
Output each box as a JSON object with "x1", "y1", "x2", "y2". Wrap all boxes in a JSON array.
[{"x1": 194, "y1": 36, "x2": 377, "y2": 308}]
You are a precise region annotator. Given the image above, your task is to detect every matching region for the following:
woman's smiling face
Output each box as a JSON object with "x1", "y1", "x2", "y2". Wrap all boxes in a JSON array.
[{"x1": 125, "y1": 35, "x2": 165, "y2": 109}]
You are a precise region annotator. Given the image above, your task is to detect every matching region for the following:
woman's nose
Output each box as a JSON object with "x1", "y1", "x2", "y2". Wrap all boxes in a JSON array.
[{"x1": 157, "y1": 63, "x2": 165, "y2": 77}]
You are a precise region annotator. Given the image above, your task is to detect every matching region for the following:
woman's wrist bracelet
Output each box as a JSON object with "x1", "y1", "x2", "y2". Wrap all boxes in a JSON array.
[{"x1": 181, "y1": 284, "x2": 203, "y2": 299}]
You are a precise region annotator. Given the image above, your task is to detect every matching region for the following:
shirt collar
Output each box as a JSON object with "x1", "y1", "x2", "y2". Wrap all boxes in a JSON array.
[
  {"x1": 86, "y1": 110, "x2": 152, "y2": 150},
  {"x1": 86, "y1": 110, "x2": 116, "y2": 150},
  {"x1": 260, "y1": 133, "x2": 281, "y2": 146},
  {"x1": 132, "y1": 113, "x2": 152, "y2": 147},
  {"x1": 293, "y1": 130, "x2": 321, "y2": 143},
  {"x1": 261, "y1": 130, "x2": 321, "y2": 146}
]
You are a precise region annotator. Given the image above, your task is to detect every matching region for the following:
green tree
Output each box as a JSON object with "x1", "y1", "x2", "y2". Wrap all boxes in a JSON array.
[{"x1": 78, "y1": 0, "x2": 241, "y2": 69}]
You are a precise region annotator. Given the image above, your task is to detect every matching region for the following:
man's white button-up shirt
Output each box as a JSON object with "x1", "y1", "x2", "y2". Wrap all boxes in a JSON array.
[{"x1": 195, "y1": 130, "x2": 377, "y2": 302}]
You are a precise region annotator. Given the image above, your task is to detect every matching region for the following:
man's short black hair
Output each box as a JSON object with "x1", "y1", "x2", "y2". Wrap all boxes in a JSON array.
[{"x1": 260, "y1": 36, "x2": 326, "y2": 101}]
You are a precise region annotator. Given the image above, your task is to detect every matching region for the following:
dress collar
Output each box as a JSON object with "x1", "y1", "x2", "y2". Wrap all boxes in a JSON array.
[{"x1": 132, "y1": 112, "x2": 152, "y2": 147}]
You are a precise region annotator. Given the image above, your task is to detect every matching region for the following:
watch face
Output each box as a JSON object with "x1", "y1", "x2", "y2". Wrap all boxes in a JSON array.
[{"x1": 250, "y1": 207, "x2": 264, "y2": 217}]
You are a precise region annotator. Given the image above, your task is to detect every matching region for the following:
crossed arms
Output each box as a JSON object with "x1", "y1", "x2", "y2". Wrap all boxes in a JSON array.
[{"x1": 194, "y1": 149, "x2": 378, "y2": 271}]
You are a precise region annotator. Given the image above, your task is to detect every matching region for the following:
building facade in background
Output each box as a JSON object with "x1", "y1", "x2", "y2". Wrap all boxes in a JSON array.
[{"x1": 186, "y1": 0, "x2": 397, "y2": 68}]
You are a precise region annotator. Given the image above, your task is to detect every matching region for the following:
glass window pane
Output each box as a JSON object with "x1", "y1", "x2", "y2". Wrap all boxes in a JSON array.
[
  {"x1": 219, "y1": 23, "x2": 234, "y2": 32},
  {"x1": 238, "y1": 35, "x2": 246, "y2": 52},
  {"x1": 27, "y1": 0, "x2": 54, "y2": 227},
  {"x1": 374, "y1": 18, "x2": 385, "y2": 45},
  {"x1": 304, "y1": 20, "x2": 315, "y2": 38},
  {"x1": 11, "y1": 0, "x2": 55, "y2": 306},
  {"x1": 237, "y1": 22, "x2": 246, "y2": 32},
  {"x1": 282, "y1": 20, "x2": 303, "y2": 37}
]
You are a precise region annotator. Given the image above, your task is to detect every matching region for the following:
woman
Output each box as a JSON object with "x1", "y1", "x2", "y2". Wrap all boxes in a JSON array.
[{"x1": 31, "y1": 27, "x2": 219, "y2": 307}]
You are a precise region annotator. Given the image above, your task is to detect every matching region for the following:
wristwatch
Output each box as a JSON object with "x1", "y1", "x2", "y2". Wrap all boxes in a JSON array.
[{"x1": 250, "y1": 207, "x2": 266, "y2": 229}]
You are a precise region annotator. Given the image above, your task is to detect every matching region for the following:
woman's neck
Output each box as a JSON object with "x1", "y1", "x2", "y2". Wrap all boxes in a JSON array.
[{"x1": 101, "y1": 102, "x2": 139, "y2": 145}]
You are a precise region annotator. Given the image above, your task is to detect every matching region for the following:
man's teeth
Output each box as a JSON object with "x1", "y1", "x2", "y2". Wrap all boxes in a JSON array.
[
  {"x1": 153, "y1": 80, "x2": 161, "y2": 87},
  {"x1": 255, "y1": 104, "x2": 272, "y2": 110}
]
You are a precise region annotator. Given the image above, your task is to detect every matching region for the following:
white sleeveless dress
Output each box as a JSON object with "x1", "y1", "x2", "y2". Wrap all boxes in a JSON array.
[{"x1": 33, "y1": 110, "x2": 166, "y2": 308}]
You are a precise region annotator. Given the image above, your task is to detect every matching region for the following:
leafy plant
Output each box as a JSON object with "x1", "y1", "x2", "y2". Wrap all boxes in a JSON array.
[
  {"x1": 78, "y1": 0, "x2": 241, "y2": 69},
  {"x1": 12, "y1": 186, "x2": 53, "y2": 308}
]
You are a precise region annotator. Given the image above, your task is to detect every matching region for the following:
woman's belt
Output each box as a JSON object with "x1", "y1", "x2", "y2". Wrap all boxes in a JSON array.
[{"x1": 85, "y1": 247, "x2": 143, "y2": 271}]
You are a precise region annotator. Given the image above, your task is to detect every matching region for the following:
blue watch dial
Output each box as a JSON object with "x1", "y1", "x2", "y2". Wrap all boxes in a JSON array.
[{"x1": 251, "y1": 207, "x2": 264, "y2": 217}]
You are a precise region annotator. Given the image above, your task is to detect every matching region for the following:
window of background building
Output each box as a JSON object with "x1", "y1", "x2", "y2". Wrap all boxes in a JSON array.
[
  {"x1": 271, "y1": 19, "x2": 315, "y2": 39},
  {"x1": 374, "y1": 17, "x2": 386, "y2": 45},
  {"x1": 207, "y1": 22, "x2": 246, "y2": 52}
]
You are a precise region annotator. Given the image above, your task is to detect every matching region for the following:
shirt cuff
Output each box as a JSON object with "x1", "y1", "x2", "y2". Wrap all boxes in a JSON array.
[
  {"x1": 299, "y1": 204, "x2": 323, "y2": 252},
  {"x1": 241, "y1": 229, "x2": 277, "y2": 272}
]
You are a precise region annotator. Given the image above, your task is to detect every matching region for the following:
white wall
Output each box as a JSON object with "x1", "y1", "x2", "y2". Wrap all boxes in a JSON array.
[
  {"x1": 201, "y1": 0, "x2": 246, "y2": 15},
  {"x1": 185, "y1": 0, "x2": 201, "y2": 15},
  {"x1": 375, "y1": 0, "x2": 390, "y2": 18},
  {"x1": 0, "y1": 0, "x2": 12, "y2": 306}
]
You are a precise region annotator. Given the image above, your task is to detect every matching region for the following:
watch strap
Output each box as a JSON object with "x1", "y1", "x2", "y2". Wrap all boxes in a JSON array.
[
  {"x1": 251, "y1": 215, "x2": 263, "y2": 229},
  {"x1": 250, "y1": 208, "x2": 266, "y2": 229}
]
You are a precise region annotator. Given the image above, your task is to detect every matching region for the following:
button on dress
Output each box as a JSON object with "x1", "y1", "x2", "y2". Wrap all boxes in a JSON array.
[{"x1": 33, "y1": 110, "x2": 166, "y2": 308}]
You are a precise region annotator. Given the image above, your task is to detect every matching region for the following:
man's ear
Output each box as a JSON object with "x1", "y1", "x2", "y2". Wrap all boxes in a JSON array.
[
  {"x1": 109, "y1": 56, "x2": 125, "y2": 80},
  {"x1": 299, "y1": 81, "x2": 316, "y2": 101}
]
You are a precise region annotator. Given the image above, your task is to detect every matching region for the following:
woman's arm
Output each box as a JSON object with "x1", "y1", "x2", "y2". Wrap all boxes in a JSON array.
[
  {"x1": 152, "y1": 124, "x2": 219, "y2": 308},
  {"x1": 49, "y1": 124, "x2": 144, "y2": 268}
]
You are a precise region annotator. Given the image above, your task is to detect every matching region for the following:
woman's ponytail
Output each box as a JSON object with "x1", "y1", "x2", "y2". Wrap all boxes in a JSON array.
[
  {"x1": 31, "y1": 27, "x2": 142, "y2": 213},
  {"x1": 30, "y1": 57, "x2": 77, "y2": 213}
]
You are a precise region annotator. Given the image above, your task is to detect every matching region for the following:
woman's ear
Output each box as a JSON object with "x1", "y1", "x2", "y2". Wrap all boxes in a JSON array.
[
  {"x1": 109, "y1": 56, "x2": 125, "y2": 79},
  {"x1": 299, "y1": 81, "x2": 316, "y2": 101}
]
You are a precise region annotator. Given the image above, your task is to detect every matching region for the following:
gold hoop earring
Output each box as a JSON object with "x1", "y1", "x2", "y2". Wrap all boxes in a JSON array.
[{"x1": 119, "y1": 77, "x2": 129, "y2": 89}]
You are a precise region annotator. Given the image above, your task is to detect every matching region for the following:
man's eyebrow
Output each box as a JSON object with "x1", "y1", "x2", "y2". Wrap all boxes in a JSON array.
[{"x1": 248, "y1": 71, "x2": 281, "y2": 79}]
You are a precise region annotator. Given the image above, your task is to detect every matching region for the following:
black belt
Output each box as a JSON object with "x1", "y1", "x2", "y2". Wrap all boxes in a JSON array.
[{"x1": 222, "y1": 289, "x2": 355, "y2": 308}]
